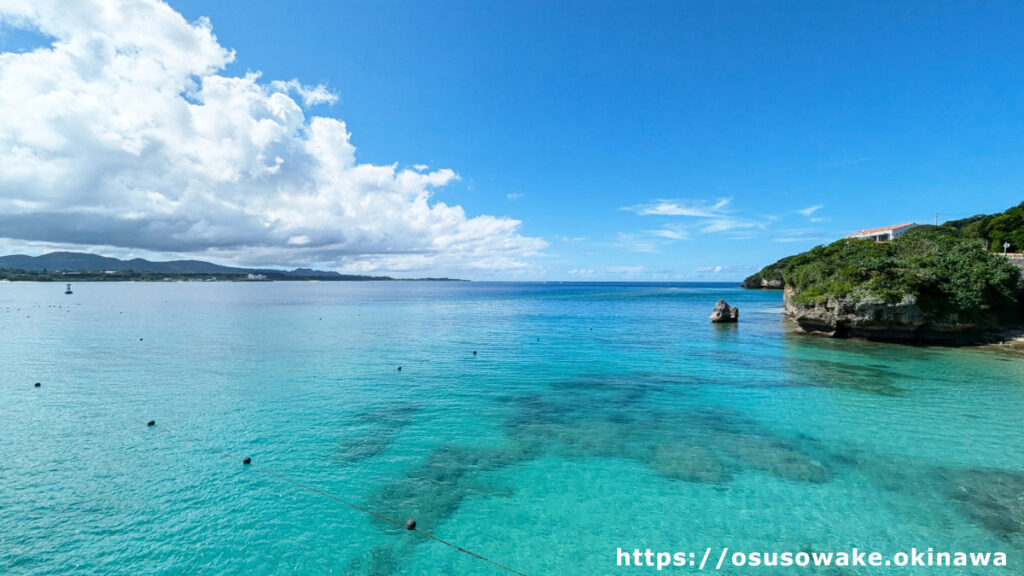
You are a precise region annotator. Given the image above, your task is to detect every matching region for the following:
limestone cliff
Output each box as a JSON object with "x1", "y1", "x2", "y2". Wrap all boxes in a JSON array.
[{"x1": 782, "y1": 286, "x2": 999, "y2": 344}]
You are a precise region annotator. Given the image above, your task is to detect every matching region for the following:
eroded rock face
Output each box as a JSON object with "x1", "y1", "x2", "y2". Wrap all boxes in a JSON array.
[
  {"x1": 782, "y1": 285, "x2": 994, "y2": 344},
  {"x1": 710, "y1": 299, "x2": 739, "y2": 323},
  {"x1": 741, "y1": 277, "x2": 783, "y2": 289}
]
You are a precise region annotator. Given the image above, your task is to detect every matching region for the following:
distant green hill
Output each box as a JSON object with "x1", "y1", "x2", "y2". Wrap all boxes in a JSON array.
[
  {"x1": 943, "y1": 201, "x2": 1024, "y2": 252},
  {"x1": 741, "y1": 254, "x2": 795, "y2": 289},
  {"x1": 0, "y1": 251, "x2": 459, "y2": 281},
  {"x1": 0, "y1": 252, "x2": 242, "y2": 274}
]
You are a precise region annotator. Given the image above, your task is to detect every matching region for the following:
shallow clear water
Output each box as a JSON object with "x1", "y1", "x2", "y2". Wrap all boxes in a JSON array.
[{"x1": 2, "y1": 282, "x2": 1022, "y2": 575}]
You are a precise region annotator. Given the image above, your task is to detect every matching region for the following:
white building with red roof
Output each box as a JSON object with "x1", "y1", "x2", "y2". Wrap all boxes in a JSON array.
[{"x1": 846, "y1": 222, "x2": 918, "y2": 242}]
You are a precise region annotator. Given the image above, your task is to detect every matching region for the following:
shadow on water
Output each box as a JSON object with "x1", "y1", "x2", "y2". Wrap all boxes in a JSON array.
[
  {"x1": 365, "y1": 444, "x2": 525, "y2": 534},
  {"x1": 345, "y1": 372, "x2": 1023, "y2": 574},
  {"x1": 347, "y1": 374, "x2": 840, "y2": 574},
  {"x1": 941, "y1": 467, "x2": 1024, "y2": 548},
  {"x1": 345, "y1": 546, "x2": 400, "y2": 576},
  {"x1": 793, "y1": 439, "x2": 1024, "y2": 553},
  {"x1": 710, "y1": 322, "x2": 739, "y2": 336},
  {"x1": 503, "y1": 396, "x2": 832, "y2": 485},
  {"x1": 781, "y1": 357, "x2": 906, "y2": 396},
  {"x1": 336, "y1": 403, "x2": 422, "y2": 464}
]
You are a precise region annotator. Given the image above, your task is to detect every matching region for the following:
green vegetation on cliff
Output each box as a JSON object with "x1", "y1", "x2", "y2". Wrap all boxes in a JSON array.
[
  {"x1": 783, "y1": 227, "x2": 1020, "y2": 322},
  {"x1": 740, "y1": 255, "x2": 795, "y2": 288},
  {"x1": 745, "y1": 207, "x2": 1024, "y2": 324},
  {"x1": 944, "y1": 201, "x2": 1024, "y2": 252}
]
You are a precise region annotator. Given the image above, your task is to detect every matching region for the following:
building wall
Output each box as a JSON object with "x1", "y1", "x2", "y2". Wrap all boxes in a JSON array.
[
  {"x1": 849, "y1": 225, "x2": 917, "y2": 242},
  {"x1": 890, "y1": 226, "x2": 916, "y2": 240},
  {"x1": 851, "y1": 231, "x2": 893, "y2": 242}
]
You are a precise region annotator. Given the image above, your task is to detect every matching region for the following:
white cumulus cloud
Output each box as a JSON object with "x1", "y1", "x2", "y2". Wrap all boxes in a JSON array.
[
  {"x1": 0, "y1": 0, "x2": 545, "y2": 275},
  {"x1": 269, "y1": 79, "x2": 339, "y2": 107}
]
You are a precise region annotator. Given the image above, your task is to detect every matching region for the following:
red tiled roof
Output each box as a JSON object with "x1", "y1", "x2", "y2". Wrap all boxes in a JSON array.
[{"x1": 847, "y1": 222, "x2": 917, "y2": 237}]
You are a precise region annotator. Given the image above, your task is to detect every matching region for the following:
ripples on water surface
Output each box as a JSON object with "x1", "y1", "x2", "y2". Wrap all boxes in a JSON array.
[{"x1": 2, "y1": 282, "x2": 1023, "y2": 575}]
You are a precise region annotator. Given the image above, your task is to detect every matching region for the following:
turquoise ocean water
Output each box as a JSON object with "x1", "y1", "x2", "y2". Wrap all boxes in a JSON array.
[{"x1": 1, "y1": 281, "x2": 1022, "y2": 575}]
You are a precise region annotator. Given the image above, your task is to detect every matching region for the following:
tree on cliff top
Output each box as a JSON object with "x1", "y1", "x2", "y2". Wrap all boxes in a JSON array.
[{"x1": 944, "y1": 201, "x2": 1024, "y2": 252}]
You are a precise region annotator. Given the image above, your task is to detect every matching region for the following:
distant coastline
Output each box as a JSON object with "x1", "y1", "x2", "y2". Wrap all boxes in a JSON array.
[{"x1": 0, "y1": 251, "x2": 464, "y2": 282}]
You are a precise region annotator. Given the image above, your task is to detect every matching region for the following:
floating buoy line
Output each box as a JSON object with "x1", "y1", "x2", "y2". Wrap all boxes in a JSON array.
[
  {"x1": 28, "y1": 353, "x2": 528, "y2": 576},
  {"x1": 146, "y1": 421, "x2": 529, "y2": 575}
]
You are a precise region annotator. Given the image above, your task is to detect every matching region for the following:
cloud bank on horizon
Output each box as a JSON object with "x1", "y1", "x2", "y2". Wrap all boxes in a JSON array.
[{"x1": 0, "y1": 0, "x2": 545, "y2": 274}]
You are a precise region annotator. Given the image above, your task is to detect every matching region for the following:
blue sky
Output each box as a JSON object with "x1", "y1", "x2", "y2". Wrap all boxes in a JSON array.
[{"x1": 1, "y1": 1, "x2": 1022, "y2": 279}]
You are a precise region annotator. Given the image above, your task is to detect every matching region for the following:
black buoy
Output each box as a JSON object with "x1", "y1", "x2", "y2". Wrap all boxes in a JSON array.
[
  {"x1": 472, "y1": 351, "x2": 477, "y2": 356},
  {"x1": 242, "y1": 457, "x2": 252, "y2": 465},
  {"x1": 397, "y1": 366, "x2": 402, "y2": 371},
  {"x1": 405, "y1": 518, "x2": 416, "y2": 530},
  {"x1": 139, "y1": 337, "x2": 143, "y2": 341},
  {"x1": 34, "y1": 382, "x2": 41, "y2": 387},
  {"x1": 147, "y1": 420, "x2": 155, "y2": 427}
]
